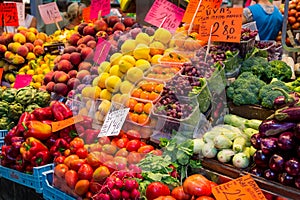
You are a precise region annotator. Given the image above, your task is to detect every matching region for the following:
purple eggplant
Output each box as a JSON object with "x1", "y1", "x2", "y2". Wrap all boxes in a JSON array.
[
  {"x1": 294, "y1": 123, "x2": 300, "y2": 140},
  {"x1": 264, "y1": 169, "x2": 277, "y2": 180},
  {"x1": 253, "y1": 150, "x2": 270, "y2": 168},
  {"x1": 285, "y1": 158, "x2": 300, "y2": 176},
  {"x1": 259, "y1": 119, "x2": 296, "y2": 137},
  {"x1": 295, "y1": 176, "x2": 300, "y2": 189},
  {"x1": 273, "y1": 106, "x2": 300, "y2": 122},
  {"x1": 277, "y1": 131, "x2": 296, "y2": 151},
  {"x1": 250, "y1": 133, "x2": 262, "y2": 149},
  {"x1": 260, "y1": 137, "x2": 278, "y2": 155},
  {"x1": 249, "y1": 166, "x2": 264, "y2": 177},
  {"x1": 278, "y1": 172, "x2": 294, "y2": 186},
  {"x1": 273, "y1": 88, "x2": 300, "y2": 109},
  {"x1": 269, "y1": 154, "x2": 285, "y2": 172}
]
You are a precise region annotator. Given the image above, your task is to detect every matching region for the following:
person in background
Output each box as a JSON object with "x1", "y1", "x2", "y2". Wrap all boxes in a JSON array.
[
  {"x1": 242, "y1": 0, "x2": 283, "y2": 40},
  {"x1": 63, "y1": 2, "x2": 86, "y2": 30}
]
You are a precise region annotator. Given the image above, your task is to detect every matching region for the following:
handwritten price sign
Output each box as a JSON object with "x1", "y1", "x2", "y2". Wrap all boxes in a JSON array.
[
  {"x1": 38, "y1": 2, "x2": 62, "y2": 25},
  {"x1": 0, "y1": 3, "x2": 19, "y2": 26},
  {"x1": 212, "y1": 174, "x2": 267, "y2": 200},
  {"x1": 93, "y1": 37, "x2": 111, "y2": 64},
  {"x1": 90, "y1": 0, "x2": 111, "y2": 20},
  {"x1": 98, "y1": 108, "x2": 129, "y2": 137},
  {"x1": 144, "y1": 0, "x2": 185, "y2": 32},
  {"x1": 198, "y1": 7, "x2": 243, "y2": 43},
  {"x1": 182, "y1": 0, "x2": 222, "y2": 23}
]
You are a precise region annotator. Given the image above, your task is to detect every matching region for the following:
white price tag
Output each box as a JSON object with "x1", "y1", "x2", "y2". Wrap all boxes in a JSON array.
[
  {"x1": 38, "y1": 2, "x2": 62, "y2": 24},
  {"x1": 98, "y1": 108, "x2": 130, "y2": 137}
]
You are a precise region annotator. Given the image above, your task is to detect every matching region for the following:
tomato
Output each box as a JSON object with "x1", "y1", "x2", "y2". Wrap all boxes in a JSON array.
[
  {"x1": 171, "y1": 186, "x2": 191, "y2": 200},
  {"x1": 87, "y1": 143, "x2": 102, "y2": 152},
  {"x1": 154, "y1": 196, "x2": 176, "y2": 200},
  {"x1": 138, "y1": 145, "x2": 154, "y2": 153},
  {"x1": 75, "y1": 179, "x2": 90, "y2": 196},
  {"x1": 127, "y1": 98, "x2": 138, "y2": 111},
  {"x1": 129, "y1": 112, "x2": 139, "y2": 123},
  {"x1": 54, "y1": 163, "x2": 69, "y2": 178},
  {"x1": 70, "y1": 159, "x2": 87, "y2": 171},
  {"x1": 126, "y1": 130, "x2": 141, "y2": 140},
  {"x1": 78, "y1": 163, "x2": 94, "y2": 180},
  {"x1": 54, "y1": 155, "x2": 65, "y2": 164},
  {"x1": 195, "y1": 196, "x2": 215, "y2": 200},
  {"x1": 292, "y1": 22, "x2": 300, "y2": 29},
  {"x1": 65, "y1": 170, "x2": 78, "y2": 189},
  {"x1": 146, "y1": 182, "x2": 171, "y2": 200},
  {"x1": 103, "y1": 160, "x2": 117, "y2": 173},
  {"x1": 116, "y1": 137, "x2": 129, "y2": 149},
  {"x1": 126, "y1": 139, "x2": 142, "y2": 152},
  {"x1": 92, "y1": 165, "x2": 111, "y2": 182},
  {"x1": 131, "y1": 88, "x2": 142, "y2": 98},
  {"x1": 183, "y1": 174, "x2": 212, "y2": 197},
  {"x1": 86, "y1": 151, "x2": 111, "y2": 168},
  {"x1": 98, "y1": 136, "x2": 111, "y2": 145},
  {"x1": 115, "y1": 148, "x2": 129, "y2": 157},
  {"x1": 111, "y1": 137, "x2": 119, "y2": 147},
  {"x1": 64, "y1": 149, "x2": 71, "y2": 157},
  {"x1": 151, "y1": 149, "x2": 163, "y2": 156},
  {"x1": 64, "y1": 154, "x2": 80, "y2": 168},
  {"x1": 127, "y1": 151, "x2": 142, "y2": 164},
  {"x1": 76, "y1": 147, "x2": 88, "y2": 159},
  {"x1": 70, "y1": 137, "x2": 85, "y2": 153},
  {"x1": 289, "y1": 9, "x2": 297, "y2": 16},
  {"x1": 288, "y1": 16, "x2": 297, "y2": 24},
  {"x1": 89, "y1": 181, "x2": 102, "y2": 194},
  {"x1": 140, "y1": 91, "x2": 150, "y2": 100}
]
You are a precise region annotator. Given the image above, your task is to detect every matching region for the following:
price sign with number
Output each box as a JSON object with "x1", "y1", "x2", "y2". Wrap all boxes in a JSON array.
[
  {"x1": 182, "y1": 0, "x2": 222, "y2": 23},
  {"x1": 90, "y1": 0, "x2": 110, "y2": 20},
  {"x1": 144, "y1": 0, "x2": 185, "y2": 32},
  {"x1": 82, "y1": 7, "x2": 91, "y2": 22},
  {"x1": 38, "y1": 2, "x2": 62, "y2": 25},
  {"x1": 98, "y1": 108, "x2": 130, "y2": 137},
  {"x1": 4, "y1": 1, "x2": 24, "y2": 26},
  {"x1": 198, "y1": 7, "x2": 243, "y2": 43},
  {"x1": 0, "y1": 3, "x2": 19, "y2": 26},
  {"x1": 212, "y1": 174, "x2": 267, "y2": 200}
]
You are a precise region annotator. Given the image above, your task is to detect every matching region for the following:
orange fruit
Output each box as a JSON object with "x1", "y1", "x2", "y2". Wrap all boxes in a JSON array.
[
  {"x1": 149, "y1": 92, "x2": 160, "y2": 101},
  {"x1": 137, "y1": 113, "x2": 149, "y2": 125},
  {"x1": 143, "y1": 102, "x2": 152, "y2": 114},
  {"x1": 127, "y1": 98, "x2": 138, "y2": 111},
  {"x1": 129, "y1": 112, "x2": 139, "y2": 123},
  {"x1": 141, "y1": 82, "x2": 156, "y2": 92},
  {"x1": 140, "y1": 91, "x2": 150, "y2": 100},
  {"x1": 133, "y1": 102, "x2": 144, "y2": 113},
  {"x1": 131, "y1": 88, "x2": 142, "y2": 98},
  {"x1": 155, "y1": 84, "x2": 164, "y2": 93}
]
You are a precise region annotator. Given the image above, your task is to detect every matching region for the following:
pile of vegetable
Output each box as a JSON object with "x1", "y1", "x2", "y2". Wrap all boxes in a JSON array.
[
  {"x1": 0, "y1": 86, "x2": 50, "y2": 130},
  {"x1": 249, "y1": 92, "x2": 300, "y2": 189}
]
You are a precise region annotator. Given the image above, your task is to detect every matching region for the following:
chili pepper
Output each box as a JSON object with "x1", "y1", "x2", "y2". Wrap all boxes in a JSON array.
[
  {"x1": 22, "y1": 120, "x2": 52, "y2": 140},
  {"x1": 59, "y1": 125, "x2": 78, "y2": 143},
  {"x1": 50, "y1": 138, "x2": 70, "y2": 157},
  {"x1": 41, "y1": 120, "x2": 53, "y2": 126},
  {"x1": 16, "y1": 112, "x2": 33, "y2": 134},
  {"x1": 50, "y1": 101, "x2": 73, "y2": 121},
  {"x1": 31, "y1": 150, "x2": 51, "y2": 167},
  {"x1": 32, "y1": 107, "x2": 53, "y2": 121},
  {"x1": 70, "y1": 137, "x2": 84, "y2": 153},
  {"x1": 45, "y1": 133, "x2": 59, "y2": 149},
  {"x1": 4, "y1": 126, "x2": 20, "y2": 145},
  {"x1": 20, "y1": 137, "x2": 49, "y2": 161}
]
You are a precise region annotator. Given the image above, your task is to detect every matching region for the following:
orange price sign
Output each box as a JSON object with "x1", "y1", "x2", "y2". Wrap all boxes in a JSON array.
[
  {"x1": 51, "y1": 115, "x2": 84, "y2": 132},
  {"x1": 198, "y1": 7, "x2": 243, "y2": 43},
  {"x1": 212, "y1": 174, "x2": 267, "y2": 200},
  {"x1": 0, "y1": 3, "x2": 19, "y2": 26},
  {"x1": 82, "y1": 7, "x2": 91, "y2": 22},
  {"x1": 182, "y1": 0, "x2": 222, "y2": 23}
]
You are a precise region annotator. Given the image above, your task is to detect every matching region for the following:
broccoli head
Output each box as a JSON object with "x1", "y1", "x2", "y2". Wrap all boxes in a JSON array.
[
  {"x1": 240, "y1": 57, "x2": 270, "y2": 79},
  {"x1": 258, "y1": 80, "x2": 291, "y2": 109},
  {"x1": 265, "y1": 60, "x2": 292, "y2": 82}
]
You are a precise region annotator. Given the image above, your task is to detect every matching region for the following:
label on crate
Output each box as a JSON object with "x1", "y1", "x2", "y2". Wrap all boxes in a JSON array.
[
  {"x1": 0, "y1": 3, "x2": 19, "y2": 26},
  {"x1": 212, "y1": 174, "x2": 267, "y2": 200},
  {"x1": 90, "y1": 0, "x2": 110, "y2": 19},
  {"x1": 93, "y1": 37, "x2": 111, "y2": 64},
  {"x1": 198, "y1": 7, "x2": 243, "y2": 43},
  {"x1": 38, "y1": 2, "x2": 62, "y2": 25},
  {"x1": 182, "y1": 0, "x2": 222, "y2": 23},
  {"x1": 144, "y1": 0, "x2": 185, "y2": 32},
  {"x1": 14, "y1": 74, "x2": 32, "y2": 89},
  {"x1": 52, "y1": 115, "x2": 84, "y2": 132},
  {"x1": 98, "y1": 108, "x2": 130, "y2": 137}
]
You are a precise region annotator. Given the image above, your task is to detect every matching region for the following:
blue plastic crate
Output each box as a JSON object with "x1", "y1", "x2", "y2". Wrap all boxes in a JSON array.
[
  {"x1": 42, "y1": 170, "x2": 76, "y2": 200},
  {"x1": 0, "y1": 130, "x2": 8, "y2": 151},
  {"x1": 0, "y1": 163, "x2": 54, "y2": 193}
]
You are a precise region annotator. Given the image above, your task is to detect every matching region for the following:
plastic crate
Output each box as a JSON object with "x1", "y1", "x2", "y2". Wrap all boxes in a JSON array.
[
  {"x1": 0, "y1": 130, "x2": 8, "y2": 151},
  {"x1": 42, "y1": 170, "x2": 75, "y2": 200},
  {"x1": 0, "y1": 163, "x2": 54, "y2": 193}
]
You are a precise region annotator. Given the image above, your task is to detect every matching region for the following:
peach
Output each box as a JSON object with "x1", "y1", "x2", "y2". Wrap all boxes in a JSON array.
[
  {"x1": 63, "y1": 45, "x2": 77, "y2": 54},
  {"x1": 16, "y1": 45, "x2": 29, "y2": 57},
  {"x1": 83, "y1": 25, "x2": 96, "y2": 36},
  {"x1": 54, "y1": 71, "x2": 70, "y2": 83},
  {"x1": 87, "y1": 40, "x2": 97, "y2": 49},
  {"x1": 60, "y1": 53, "x2": 71, "y2": 61},
  {"x1": 4, "y1": 32, "x2": 14, "y2": 44},
  {"x1": 43, "y1": 71, "x2": 55, "y2": 84},
  {"x1": 0, "y1": 35, "x2": 6, "y2": 45},
  {"x1": 123, "y1": 17, "x2": 136, "y2": 27},
  {"x1": 112, "y1": 22, "x2": 125, "y2": 32},
  {"x1": 36, "y1": 32, "x2": 48, "y2": 42},
  {"x1": 4, "y1": 51, "x2": 14, "y2": 60},
  {"x1": 68, "y1": 70, "x2": 78, "y2": 78},
  {"x1": 57, "y1": 59, "x2": 73, "y2": 72},
  {"x1": 94, "y1": 19, "x2": 108, "y2": 32},
  {"x1": 0, "y1": 44, "x2": 7, "y2": 54},
  {"x1": 77, "y1": 35, "x2": 95, "y2": 46},
  {"x1": 17, "y1": 26, "x2": 28, "y2": 33},
  {"x1": 25, "y1": 31, "x2": 36, "y2": 43},
  {"x1": 77, "y1": 44, "x2": 87, "y2": 52},
  {"x1": 78, "y1": 61, "x2": 92, "y2": 71},
  {"x1": 76, "y1": 70, "x2": 90, "y2": 81},
  {"x1": 67, "y1": 77, "x2": 80, "y2": 89},
  {"x1": 69, "y1": 52, "x2": 82, "y2": 66},
  {"x1": 13, "y1": 33, "x2": 26, "y2": 44},
  {"x1": 107, "y1": 15, "x2": 120, "y2": 27},
  {"x1": 12, "y1": 55, "x2": 25, "y2": 64},
  {"x1": 46, "y1": 81, "x2": 55, "y2": 93},
  {"x1": 68, "y1": 33, "x2": 81, "y2": 46},
  {"x1": 33, "y1": 45, "x2": 44, "y2": 56},
  {"x1": 53, "y1": 55, "x2": 62, "y2": 64},
  {"x1": 28, "y1": 27, "x2": 38, "y2": 34},
  {"x1": 81, "y1": 47, "x2": 94, "y2": 61},
  {"x1": 53, "y1": 83, "x2": 69, "y2": 96},
  {"x1": 24, "y1": 43, "x2": 34, "y2": 52},
  {"x1": 8, "y1": 42, "x2": 21, "y2": 53},
  {"x1": 33, "y1": 39, "x2": 44, "y2": 46},
  {"x1": 26, "y1": 52, "x2": 36, "y2": 60},
  {"x1": 77, "y1": 23, "x2": 88, "y2": 35}
]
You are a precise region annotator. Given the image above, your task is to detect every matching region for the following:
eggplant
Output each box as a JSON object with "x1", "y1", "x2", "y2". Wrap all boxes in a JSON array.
[
  {"x1": 263, "y1": 169, "x2": 277, "y2": 180},
  {"x1": 278, "y1": 172, "x2": 294, "y2": 186},
  {"x1": 253, "y1": 150, "x2": 269, "y2": 168},
  {"x1": 285, "y1": 158, "x2": 300, "y2": 176},
  {"x1": 260, "y1": 137, "x2": 278, "y2": 155},
  {"x1": 277, "y1": 132, "x2": 296, "y2": 151},
  {"x1": 269, "y1": 154, "x2": 285, "y2": 172},
  {"x1": 294, "y1": 123, "x2": 300, "y2": 140},
  {"x1": 250, "y1": 133, "x2": 262, "y2": 149},
  {"x1": 249, "y1": 166, "x2": 264, "y2": 177},
  {"x1": 274, "y1": 106, "x2": 300, "y2": 122},
  {"x1": 273, "y1": 88, "x2": 300, "y2": 109},
  {"x1": 258, "y1": 119, "x2": 296, "y2": 137},
  {"x1": 295, "y1": 176, "x2": 300, "y2": 189}
]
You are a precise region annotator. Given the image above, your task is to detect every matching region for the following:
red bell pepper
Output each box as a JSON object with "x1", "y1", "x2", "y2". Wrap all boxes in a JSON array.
[
  {"x1": 1, "y1": 145, "x2": 17, "y2": 163},
  {"x1": 45, "y1": 133, "x2": 59, "y2": 148},
  {"x1": 23, "y1": 120, "x2": 52, "y2": 140},
  {"x1": 4, "y1": 126, "x2": 20, "y2": 145},
  {"x1": 70, "y1": 137, "x2": 84, "y2": 153},
  {"x1": 20, "y1": 137, "x2": 49, "y2": 161},
  {"x1": 50, "y1": 138, "x2": 70, "y2": 157},
  {"x1": 32, "y1": 107, "x2": 53, "y2": 121},
  {"x1": 16, "y1": 112, "x2": 33, "y2": 134},
  {"x1": 41, "y1": 120, "x2": 53, "y2": 126},
  {"x1": 31, "y1": 150, "x2": 51, "y2": 167},
  {"x1": 50, "y1": 101, "x2": 73, "y2": 121},
  {"x1": 59, "y1": 125, "x2": 78, "y2": 143},
  {"x1": 13, "y1": 155, "x2": 27, "y2": 172}
]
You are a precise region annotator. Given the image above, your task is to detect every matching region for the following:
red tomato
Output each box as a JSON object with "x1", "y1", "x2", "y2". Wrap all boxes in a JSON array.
[
  {"x1": 65, "y1": 170, "x2": 78, "y2": 189},
  {"x1": 76, "y1": 147, "x2": 88, "y2": 159},
  {"x1": 195, "y1": 196, "x2": 215, "y2": 200},
  {"x1": 64, "y1": 155, "x2": 80, "y2": 168},
  {"x1": 171, "y1": 186, "x2": 191, "y2": 200},
  {"x1": 86, "y1": 152, "x2": 102, "y2": 168},
  {"x1": 183, "y1": 174, "x2": 212, "y2": 197},
  {"x1": 75, "y1": 179, "x2": 90, "y2": 196},
  {"x1": 154, "y1": 196, "x2": 176, "y2": 200},
  {"x1": 98, "y1": 136, "x2": 111, "y2": 145},
  {"x1": 126, "y1": 130, "x2": 141, "y2": 140},
  {"x1": 140, "y1": 141, "x2": 147, "y2": 146},
  {"x1": 126, "y1": 139, "x2": 142, "y2": 152},
  {"x1": 146, "y1": 182, "x2": 171, "y2": 200},
  {"x1": 111, "y1": 137, "x2": 119, "y2": 147},
  {"x1": 70, "y1": 137, "x2": 85, "y2": 153},
  {"x1": 54, "y1": 155, "x2": 65, "y2": 164},
  {"x1": 137, "y1": 145, "x2": 154, "y2": 153},
  {"x1": 127, "y1": 151, "x2": 142, "y2": 164},
  {"x1": 115, "y1": 148, "x2": 129, "y2": 157},
  {"x1": 78, "y1": 163, "x2": 94, "y2": 180},
  {"x1": 70, "y1": 159, "x2": 87, "y2": 171},
  {"x1": 116, "y1": 137, "x2": 129, "y2": 149},
  {"x1": 54, "y1": 163, "x2": 69, "y2": 178}
]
